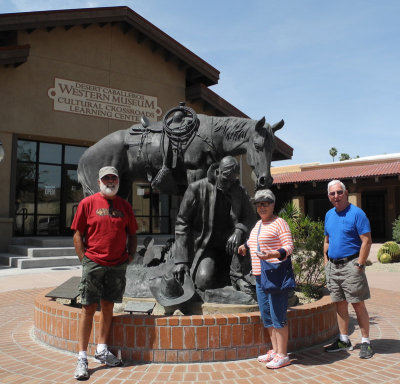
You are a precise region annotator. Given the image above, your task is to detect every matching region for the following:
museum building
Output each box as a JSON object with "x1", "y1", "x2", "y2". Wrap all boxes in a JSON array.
[{"x1": 0, "y1": 6, "x2": 292, "y2": 251}]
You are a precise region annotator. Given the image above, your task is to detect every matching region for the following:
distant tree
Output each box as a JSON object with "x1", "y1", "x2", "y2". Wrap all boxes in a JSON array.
[
  {"x1": 339, "y1": 153, "x2": 351, "y2": 161},
  {"x1": 329, "y1": 147, "x2": 338, "y2": 162}
]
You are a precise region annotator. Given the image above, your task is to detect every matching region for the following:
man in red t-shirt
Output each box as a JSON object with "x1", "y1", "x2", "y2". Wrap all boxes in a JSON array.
[{"x1": 71, "y1": 166, "x2": 138, "y2": 380}]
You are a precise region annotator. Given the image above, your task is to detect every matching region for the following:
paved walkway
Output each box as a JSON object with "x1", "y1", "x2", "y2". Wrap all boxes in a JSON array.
[{"x1": 0, "y1": 245, "x2": 399, "y2": 383}]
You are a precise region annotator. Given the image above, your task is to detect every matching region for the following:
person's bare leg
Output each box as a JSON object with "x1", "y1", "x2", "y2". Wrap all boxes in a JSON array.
[
  {"x1": 267, "y1": 327, "x2": 276, "y2": 352},
  {"x1": 352, "y1": 301, "x2": 370, "y2": 338},
  {"x1": 78, "y1": 303, "x2": 97, "y2": 352},
  {"x1": 98, "y1": 299, "x2": 114, "y2": 344},
  {"x1": 274, "y1": 325, "x2": 289, "y2": 356},
  {"x1": 335, "y1": 300, "x2": 349, "y2": 335}
]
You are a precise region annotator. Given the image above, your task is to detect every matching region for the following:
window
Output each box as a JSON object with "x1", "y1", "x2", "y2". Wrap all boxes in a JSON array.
[
  {"x1": 14, "y1": 140, "x2": 87, "y2": 236},
  {"x1": 131, "y1": 183, "x2": 171, "y2": 234}
]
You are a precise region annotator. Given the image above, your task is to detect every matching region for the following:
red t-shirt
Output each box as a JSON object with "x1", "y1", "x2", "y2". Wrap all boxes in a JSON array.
[{"x1": 71, "y1": 193, "x2": 138, "y2": 266}]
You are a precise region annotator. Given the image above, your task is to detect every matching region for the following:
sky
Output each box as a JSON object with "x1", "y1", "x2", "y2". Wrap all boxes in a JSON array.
[{"x1": 1, "y1": 0, "x2": 399, "y2": 166}]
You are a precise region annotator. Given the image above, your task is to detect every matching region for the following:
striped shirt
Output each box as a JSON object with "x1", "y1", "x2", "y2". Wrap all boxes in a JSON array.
[{"x1": 247, "y1": 216, "x2": 294, "y2": 276}]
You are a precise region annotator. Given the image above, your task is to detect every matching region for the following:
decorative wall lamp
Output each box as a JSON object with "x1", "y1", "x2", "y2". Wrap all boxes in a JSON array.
[{"x1": 0, "y1": 141, "x2": 4, "y2": 163}]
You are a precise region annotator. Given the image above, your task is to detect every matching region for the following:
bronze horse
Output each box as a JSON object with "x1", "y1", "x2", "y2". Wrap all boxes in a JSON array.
[{"x1": 77, "y1": 114, "x2": 284, "y2": 198}]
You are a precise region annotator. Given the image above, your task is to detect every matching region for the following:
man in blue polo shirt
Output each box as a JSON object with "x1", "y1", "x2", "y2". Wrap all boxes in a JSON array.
[{"x1": 323, "y1": 179, "x2": 373, "y2": 359}]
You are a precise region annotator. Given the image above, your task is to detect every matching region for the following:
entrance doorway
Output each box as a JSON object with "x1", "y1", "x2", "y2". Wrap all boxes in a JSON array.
[{"x1": 14, "y1": 139, "x2": 86, "y2": 236}]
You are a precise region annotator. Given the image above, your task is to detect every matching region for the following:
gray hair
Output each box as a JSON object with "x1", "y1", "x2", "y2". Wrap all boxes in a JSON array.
[{"x1": 327, "y1": 179, "x2": 346, "y2": 193}]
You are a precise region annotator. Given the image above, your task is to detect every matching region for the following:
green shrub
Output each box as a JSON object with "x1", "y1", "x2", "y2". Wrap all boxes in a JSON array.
[
  {"x1": 279, "y1": 202, "x2": 325, "y2": 297},
  {"x1": 393, "y1": 215, "x2": 400, "y2": 243}
]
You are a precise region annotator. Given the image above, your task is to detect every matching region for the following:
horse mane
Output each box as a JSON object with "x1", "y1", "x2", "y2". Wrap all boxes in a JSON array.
[{"x1": 210, "y1": 116, "x2": 254, "y2": 142}]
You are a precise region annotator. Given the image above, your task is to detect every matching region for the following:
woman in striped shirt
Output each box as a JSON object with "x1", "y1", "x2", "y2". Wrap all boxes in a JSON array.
[{"x1": 238, "y1": 189, "x2": 294, "y2": 369}]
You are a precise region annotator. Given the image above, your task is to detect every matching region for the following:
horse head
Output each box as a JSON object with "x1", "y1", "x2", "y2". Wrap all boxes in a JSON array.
[{"x1": 246, "y1": 117, "x2": 284, "y2": 189}]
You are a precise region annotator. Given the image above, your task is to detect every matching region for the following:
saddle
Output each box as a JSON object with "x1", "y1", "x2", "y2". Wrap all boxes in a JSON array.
[{"x1": 124, "y1": 104, "x2": 199, "y2": 194}]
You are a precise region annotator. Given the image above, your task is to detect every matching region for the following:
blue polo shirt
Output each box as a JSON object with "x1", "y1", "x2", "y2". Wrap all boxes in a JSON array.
[{"x1": 324, "y1": 203, "x2": 371, "y2": 259}]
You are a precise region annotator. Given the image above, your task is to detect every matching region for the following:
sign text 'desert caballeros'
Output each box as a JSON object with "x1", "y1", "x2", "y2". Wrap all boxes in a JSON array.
[{"x1": 48, "y1": 78, "x2": 162, "y2": 123}]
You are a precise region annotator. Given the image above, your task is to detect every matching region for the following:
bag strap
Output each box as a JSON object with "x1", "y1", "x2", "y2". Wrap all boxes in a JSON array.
[{"x1": 256, "y1": 222, "x2": 262, "y2": 252}]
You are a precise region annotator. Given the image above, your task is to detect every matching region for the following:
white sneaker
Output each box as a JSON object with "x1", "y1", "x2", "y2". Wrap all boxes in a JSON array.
[
  {"x1": 94, "y1": 349, "x2": 122, "y2": 367},
  {"x1": 74, "y1": 358, "x2": 89, "y2": 380},
  {"x1": 257, "y1": 350, "x2": 276, "y2": 363},
  {"x1": 266, "y1": 353, "x2": 291, "y2": 369}
]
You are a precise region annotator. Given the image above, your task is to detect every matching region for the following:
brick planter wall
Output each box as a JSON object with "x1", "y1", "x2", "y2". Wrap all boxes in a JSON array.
[{"x1": 34, "y1": 290, "x2": 338, "y2": 363}]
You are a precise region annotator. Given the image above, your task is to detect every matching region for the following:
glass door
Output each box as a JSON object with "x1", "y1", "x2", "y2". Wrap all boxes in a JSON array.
[{"x1": 61, "y1": 165, "x2": 83, "y2": 235}]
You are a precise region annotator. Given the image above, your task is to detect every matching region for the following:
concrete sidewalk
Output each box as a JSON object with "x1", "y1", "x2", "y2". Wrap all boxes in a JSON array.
[{"x1": 0, "y1": 243, "x2": 399, "y2": 383}]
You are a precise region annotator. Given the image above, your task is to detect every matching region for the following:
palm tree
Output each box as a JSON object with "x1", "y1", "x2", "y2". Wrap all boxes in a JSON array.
[
  {"x1": 340, "y1": 153, "x2": 351, "y2": 161},
  {"x1": 329, "y1": 147, "x2": 338, "y2": 162}
]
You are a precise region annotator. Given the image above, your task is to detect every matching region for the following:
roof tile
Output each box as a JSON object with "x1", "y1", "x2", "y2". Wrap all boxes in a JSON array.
[{"x1": 272, "y1": 161, "x2": 400, "y2": 185}]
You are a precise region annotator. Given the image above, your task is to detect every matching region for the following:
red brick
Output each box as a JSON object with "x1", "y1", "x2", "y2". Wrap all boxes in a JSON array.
[
  {"x1": 253, "y1": 323, "x2": 263, "y2": 344},
  {"x1": 165, "y1": 350, "x2": 178, "y2": 362},
  {"x1": 70, "y1": 318, "x2": 78, "y2": 341},
  {"x1": 112, "y1": 324, "x2": 123, "y2": 346},
  {"x1": 214, "y1": 315, "x2": 227, "y2": 325},
  {"x1": 220, "y1": 325, "x2": 231, "y2": 347},
  {"x1": 231, "y1": 324, "x2": 242, "y2": 346},
  {"x1": 208, "y1": 325, "x2": 220, "y2": 348},
  {"x1": 191, "y1": 315, "x2": 203, "y2": 326},
  {"x1": 171, "y1": 326, "x2": 183, "y2": 349},
  {"x1": 213, "y1": 348, "x2": 225, "y2": 361},
  {"x1": 132, "y1": 350, "x2": 142, "y2": 361},
  {"x1": 133, "y1": 316, "x2": 144, "y2": 325},
  {"x1": 125, "y1": 325, "x2": 135, "y2": 348},
  {"x1": 168, "y1": 317, "x2": 179, "y2": 326},
  {"x1": 204, "y1": 316, "x2": 215, "y2": 325},
  {"x1": 227, "y1": 315, "x2": 239, "y2": 324},
  {"x1": 190, "y1": 349, "x2": 201, "y2": 362},
  {"x1": 147, "y1": 327, "x2": 156, "y2": 348},
  {"x1": 62, "y1": 317, "x2": 70, "y2": 339},
  {"x1": 153, "y1": 349, "x2": 166, "y2": 362},
  {"x1": 183, "y1": 326, "x2": 195, "y2": 349},
  {"x1": 142, "y1": 349, "x2": 153, "y2": 362},
  {"x1": 225, "y1": 349, "x2": 237, "y2": 360},
  {"x1": 136, "y1": 326, "x2": 147, "y2": 348},
  {"x1": 196, "y1": 326, "x2": 208, "y2": 349},
  {"x1": 144, "y1": 316, "x2": 155, "y2": 326},
  {"x1": 242, "y1": 323, "x2": 253, "y2": 345},
  {"x1": 159, "y1": 326, "x2": 171, "y2": 349},
  {"x1": 237, "y1": 347, "x2": 249, "y2": 359},
  {"x1": 180, "y1": 317, "x2": 191, "y2": 326},
  {"x1": 156, "y1": 317, "x2": 167, "y2": 326},
  {"x1": 202, "y1": 349, "x2": 213, "y2": 361},
  {"x1": 177, "y1": 350, "x2": 190, "y2": 363}
]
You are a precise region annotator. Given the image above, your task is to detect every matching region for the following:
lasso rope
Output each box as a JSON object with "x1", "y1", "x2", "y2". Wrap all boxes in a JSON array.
[{"x1": 161, "y1": 103, "x2": 199, "y2": 165}]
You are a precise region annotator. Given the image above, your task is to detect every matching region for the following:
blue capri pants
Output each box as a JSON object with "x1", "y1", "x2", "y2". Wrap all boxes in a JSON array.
[{"x1": 255, "y1": 276, "x2": 288, "y2": 328}]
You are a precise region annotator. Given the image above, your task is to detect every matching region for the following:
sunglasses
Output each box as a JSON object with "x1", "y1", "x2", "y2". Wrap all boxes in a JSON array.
[
  {"x1": 101, "y1": 175, "x2": 118, "y2": 181},
  {"x1": 255, "y1": 201, "x2": 273, "y2": 207},
  {"x1": 328, "y1": 190, "x2": 344, "y2": 197}
]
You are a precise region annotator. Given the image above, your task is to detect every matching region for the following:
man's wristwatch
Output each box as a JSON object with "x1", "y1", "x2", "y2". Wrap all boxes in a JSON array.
[{"x1": 355, "y1": 263, "x2": 365, "y2": 269}]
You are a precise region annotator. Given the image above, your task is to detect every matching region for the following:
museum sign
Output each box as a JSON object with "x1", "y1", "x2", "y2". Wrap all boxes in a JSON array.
[{"x1": 48, "y1": 78, "x2": 163, "y2": 123}]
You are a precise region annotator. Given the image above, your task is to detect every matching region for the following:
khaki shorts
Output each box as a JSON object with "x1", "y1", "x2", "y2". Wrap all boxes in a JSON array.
[
  {"x1": 325, "y1": 258, "x2": 370, "y2": 303},
  {"x1": 79, "y1": 256, "x2": 128, "y2": 305}
]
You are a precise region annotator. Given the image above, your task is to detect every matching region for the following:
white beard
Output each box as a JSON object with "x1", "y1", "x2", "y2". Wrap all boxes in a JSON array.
[{"x1": 99, "y1": 180, "x2": 119, "y2": 197}]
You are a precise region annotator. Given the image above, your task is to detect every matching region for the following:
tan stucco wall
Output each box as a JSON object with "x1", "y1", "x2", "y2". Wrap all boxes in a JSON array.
[{"x1": 0, "y1": 24, "x2": 186, "y2": 145}]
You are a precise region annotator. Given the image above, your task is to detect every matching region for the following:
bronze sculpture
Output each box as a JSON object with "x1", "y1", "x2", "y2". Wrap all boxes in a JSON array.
[
  {"x1": 77, "y1": 103, "x2": 286, "y2": 309},
  {"x1": 77, "y1": 103, "x2": 284, "y2": 198},
  {"x1": 172, "y1": 156, "x2": 256, "y2": 295}
]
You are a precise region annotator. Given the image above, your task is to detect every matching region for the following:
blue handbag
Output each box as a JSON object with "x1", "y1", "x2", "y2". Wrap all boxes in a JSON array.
[
  {"x1": 260, "y1": 257, "x2": 296, "y2": 293},
  {"x1": 256, "y1": 223, "x2": 296, "y2": 293}
]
